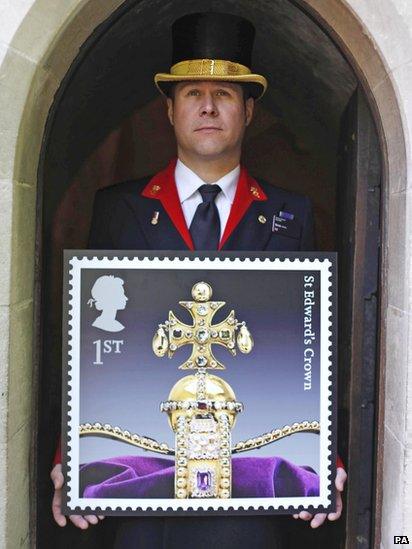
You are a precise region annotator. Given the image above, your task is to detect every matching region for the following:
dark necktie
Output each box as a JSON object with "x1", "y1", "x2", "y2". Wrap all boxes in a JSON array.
[{"x1": 189, "y1": 184, "x2": 222, "y2": 250}]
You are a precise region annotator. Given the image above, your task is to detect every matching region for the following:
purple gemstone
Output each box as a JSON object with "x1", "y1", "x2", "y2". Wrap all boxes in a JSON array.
[{"x1": 197, "y1": 471, "x2": 211, "y2": 491}]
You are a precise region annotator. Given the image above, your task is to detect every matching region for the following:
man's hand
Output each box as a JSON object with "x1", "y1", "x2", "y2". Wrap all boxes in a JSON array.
[
  {"x1": 293, "y1": 467, "x2": 347, "y2": 528},
  {"x1": 51, "y1": 463, "x2": 105, "y2": 529}
]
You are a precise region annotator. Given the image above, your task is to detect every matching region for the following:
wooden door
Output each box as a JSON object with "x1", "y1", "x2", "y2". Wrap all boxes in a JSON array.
[
  {"x1": 281, "y1": 86, "x2": 382, "y2": 549},
  {"x1": 337, "y1": 86, "x2": 382, "y2": 549}
]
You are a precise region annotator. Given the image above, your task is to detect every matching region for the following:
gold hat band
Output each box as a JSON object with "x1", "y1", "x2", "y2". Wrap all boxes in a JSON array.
[
  {"x1": 170, "y1": 59, "x2": 252, "y2": 77},
  {"x1": 155, "y1": 59, "x2": 267, "y2": 99}
]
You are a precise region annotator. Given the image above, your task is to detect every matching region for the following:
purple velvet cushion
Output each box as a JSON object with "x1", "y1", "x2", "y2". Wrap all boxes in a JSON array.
[{"x1": 80, "y1": 456, "x2": 319, "y2": 498}]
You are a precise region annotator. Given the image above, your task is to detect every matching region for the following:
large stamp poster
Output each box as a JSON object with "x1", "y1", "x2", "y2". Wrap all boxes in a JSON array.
[{"x1": 62, "y1": 251, "x2": 337, "y2": 516}]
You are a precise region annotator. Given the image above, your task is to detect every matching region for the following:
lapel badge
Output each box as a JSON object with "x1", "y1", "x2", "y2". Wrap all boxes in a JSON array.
[
  {"x1": 151, "y1": 211, "x2": 160, "y2": 225},
  {"x1": 151, "y1": 184, "x2": 161, "y2": 195},
  {"x1": 258, "y1": 215, "x2": 267, "y2": 224},
  {"x1": 250, "y1": 186, "x2": 260, "y2": 198},
  {"x1": 279, "y1": 210, "x2": 294, "y2": 221}
]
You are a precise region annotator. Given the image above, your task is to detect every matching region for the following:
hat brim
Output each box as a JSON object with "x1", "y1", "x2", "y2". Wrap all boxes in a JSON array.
[{"x1": 154, "y1": 73, "x2": 267, "y2": 100}]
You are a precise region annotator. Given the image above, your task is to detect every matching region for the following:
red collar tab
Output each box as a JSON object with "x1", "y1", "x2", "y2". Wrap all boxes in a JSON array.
[
  {"x1": 219, "y1": 166, "x2": 267, "y2": 249},
  {"x1": 142, "y1": 161, "x2": 266, "y2": 252},
  {"x1": 141, "y1": 158, "x2": 177, "y2": 199},
  {"x1": 141, "y1": 159, "x2": 194, "y2": 250}
]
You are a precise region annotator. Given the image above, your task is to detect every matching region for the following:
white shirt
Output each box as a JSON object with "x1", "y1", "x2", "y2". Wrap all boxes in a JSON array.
[{"x1": 175, "y1": 159, "x2": 240, "y2": 239}]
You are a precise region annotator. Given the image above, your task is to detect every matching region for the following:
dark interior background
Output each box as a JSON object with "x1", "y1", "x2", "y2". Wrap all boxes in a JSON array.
[{"x1": 38, "y1": 0, "x2": 357, "y2": 547}]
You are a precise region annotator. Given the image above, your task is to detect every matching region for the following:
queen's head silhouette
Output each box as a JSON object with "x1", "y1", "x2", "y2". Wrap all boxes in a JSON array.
[{"x1": 88, "y1": 275, "x2": 128, "y2": 332}]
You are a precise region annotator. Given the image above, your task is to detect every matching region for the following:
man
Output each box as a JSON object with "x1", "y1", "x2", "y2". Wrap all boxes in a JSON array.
[{"x1": 51, "y1": 12, "x2": 346, "y2": 548}]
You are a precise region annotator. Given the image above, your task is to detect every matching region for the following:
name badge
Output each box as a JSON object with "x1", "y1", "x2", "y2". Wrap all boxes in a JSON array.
[{"x1": 272, "y1": 214, "x2": 301, "y2": 239}]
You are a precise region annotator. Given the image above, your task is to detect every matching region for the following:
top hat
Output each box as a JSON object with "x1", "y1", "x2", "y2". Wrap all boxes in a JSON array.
[{"x1": 154, "y1": 12, "x2": 267, "y2": 100}]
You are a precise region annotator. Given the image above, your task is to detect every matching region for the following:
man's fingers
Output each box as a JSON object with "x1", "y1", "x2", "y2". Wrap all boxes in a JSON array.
[
  {"x1": 69, "y1": 515, "x2": 90, "y2": 529},
  {"x1": 328, "y1": 491, "x2": 343, "y2": 521},
  {"x1": 293, "y1": 469, "x2": 346, "y2": 528},
  {"x1": 293, "y1": 510, "x2": 313, "y2": 521},
  {"x1": 50, "y1": 464, "x2": 102, "y2": 528},
  {"x1": 50, "y1": 464, "x2": 64, "y2": 490},
  {"x1": 56, "y1": 510, "x2": 103, "y2": 530},
  {"x1": 51, "y1": 488, "x2": 67, "y2": 527},
  {"x1": 51, "y1": 472, "x2": 64, "y2": 491},
  {"x1": 298, "y1": 511, "x2": 313, "y2": 521},
  {"x1": 335, "y1": 467, "x2": 347, "y2": 492},
  {"x1": 84, "y1": 515, "x2": 99, "y2": 525},
  {"x1": 310, "y1": 513, "x2": 327, "y2": 528}
]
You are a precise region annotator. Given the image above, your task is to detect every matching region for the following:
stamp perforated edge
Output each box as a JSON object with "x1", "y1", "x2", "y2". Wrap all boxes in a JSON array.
[{"x1": 63, "y1": 253, "x2": 336, "y2": 515}]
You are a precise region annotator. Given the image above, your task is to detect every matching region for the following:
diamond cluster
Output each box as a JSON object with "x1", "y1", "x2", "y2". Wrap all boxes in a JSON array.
[
  {"x1": 188, "y1": 434, "x2": 219, "y2": 459},
  {"x1": 160, "y1": 400, "x2": 243, "y2": 413}
]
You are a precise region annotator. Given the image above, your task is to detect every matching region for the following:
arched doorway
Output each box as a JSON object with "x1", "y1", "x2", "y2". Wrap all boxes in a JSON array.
[
  {"x1": 0, "y1": 0, "x2": 408, "y2": 548},
  {"x1": 38, "y1": 1, "x2": 378, "y2": 547}
]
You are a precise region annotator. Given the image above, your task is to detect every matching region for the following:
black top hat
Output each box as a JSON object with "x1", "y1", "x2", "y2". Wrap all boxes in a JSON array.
[{"x1": 155, "y1": 12, "x2": 267, "y2": 99}]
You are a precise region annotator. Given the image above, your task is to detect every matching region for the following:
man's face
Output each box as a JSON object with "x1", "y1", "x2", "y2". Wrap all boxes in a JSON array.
[{"x1": 166, "y1": 81, "x2": 254, "y2": 161}]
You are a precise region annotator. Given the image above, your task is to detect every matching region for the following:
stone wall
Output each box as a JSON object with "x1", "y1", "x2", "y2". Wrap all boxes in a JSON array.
[
  {"x1": 0, "y1": 3, "x2": 124, "y2": 546},
  {"x1": 328, "y1": 1, "x2": 412, "y2": 545},
  {"x1": 0, "y1": 0, "x2": 410, "y2": 547}
]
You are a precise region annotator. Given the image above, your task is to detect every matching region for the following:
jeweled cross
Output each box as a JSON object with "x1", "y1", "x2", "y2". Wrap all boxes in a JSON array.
[{"x1": 155, "y1": 282, "x2": 246, "y2": 370}]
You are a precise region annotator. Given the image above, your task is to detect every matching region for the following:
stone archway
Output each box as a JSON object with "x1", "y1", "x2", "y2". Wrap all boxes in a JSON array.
[{"x1": 0, "y1": 1, "x2": 410, "y2": 547}]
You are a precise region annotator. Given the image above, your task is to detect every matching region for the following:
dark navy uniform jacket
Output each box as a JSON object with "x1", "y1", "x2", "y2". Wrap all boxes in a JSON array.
[
  {"x1": 89, "y1": 159, "x2": 315, "y2": 253},
  {"x1": 87, "y1": 159, "x2": 314, "y2": 549}
]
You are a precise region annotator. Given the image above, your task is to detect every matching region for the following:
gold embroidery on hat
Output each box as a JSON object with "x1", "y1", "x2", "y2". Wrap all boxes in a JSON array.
[{"x1": 170, "y1": 59, "x2": 252, "y2": 77}]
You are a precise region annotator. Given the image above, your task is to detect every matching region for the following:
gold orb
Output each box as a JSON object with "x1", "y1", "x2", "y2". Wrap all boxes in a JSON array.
[
  {"x1": 166, "y1": 374, "x2": 238, "y2": 430},
  {"x1": 191, "y1": 282, "x2": 212, "y2": 302}
]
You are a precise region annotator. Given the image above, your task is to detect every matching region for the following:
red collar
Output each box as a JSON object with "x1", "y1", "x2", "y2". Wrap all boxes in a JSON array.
[
  {"x1": 141, "y1": 159, "x2": 267, "y2": 250},
  {"x1": 220, "y1": 165, "x2": 267, "y2": 248}
]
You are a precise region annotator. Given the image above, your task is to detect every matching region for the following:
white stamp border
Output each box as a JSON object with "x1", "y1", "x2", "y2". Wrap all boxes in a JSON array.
[{"x1": 64, "y1": 254, "x2": 334, "y2": 514}]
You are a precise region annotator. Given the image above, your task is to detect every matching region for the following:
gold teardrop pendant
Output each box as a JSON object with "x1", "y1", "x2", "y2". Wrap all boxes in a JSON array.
[
  {"x1": 237, "y1": 324, "x2": 254, "y2": 354},
  {"x1": 152, "y1": 327, "x2": 169, "y2": 357}
]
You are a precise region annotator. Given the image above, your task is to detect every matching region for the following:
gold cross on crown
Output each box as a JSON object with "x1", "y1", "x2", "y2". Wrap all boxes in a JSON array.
[{"x1": 152, "y1": 282, "x2": 254, "y2": 370}]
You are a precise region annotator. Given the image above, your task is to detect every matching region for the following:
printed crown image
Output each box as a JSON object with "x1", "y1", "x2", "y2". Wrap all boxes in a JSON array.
[{"x1": 80, "y1": 281, "x2": 320, "y2": 500}]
